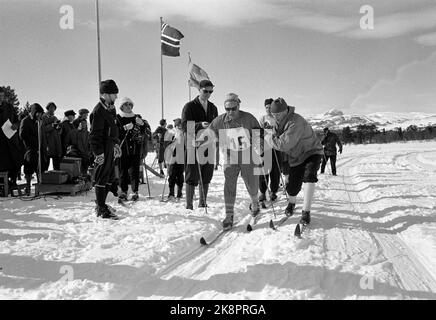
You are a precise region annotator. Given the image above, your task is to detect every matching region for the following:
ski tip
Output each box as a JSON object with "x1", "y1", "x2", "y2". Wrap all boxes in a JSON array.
[
  {"x1": 247, "y1": 224, "x2": 252, "y2": 232},
  {"x1": 200, "y1": 237, "x2": 207, "y2": 245},
  {"x1": 294, "y1": 224, "x2": 302, "y2": 238}
]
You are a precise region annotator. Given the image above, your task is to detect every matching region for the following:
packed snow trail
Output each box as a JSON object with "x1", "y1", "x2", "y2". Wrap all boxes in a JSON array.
[{"x1": 0, "y1": 142, "x2": 435, "y2": 299}]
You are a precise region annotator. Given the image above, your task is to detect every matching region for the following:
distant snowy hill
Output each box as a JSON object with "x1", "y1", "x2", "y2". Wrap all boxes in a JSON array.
[{"x1": 307, "y1": 108, "x2": 436, "y2": 131}]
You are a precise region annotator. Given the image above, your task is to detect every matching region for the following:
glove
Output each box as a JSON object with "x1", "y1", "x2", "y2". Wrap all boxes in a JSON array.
[
  {"x1": 201, "y1": 122, "x2": 209, "y2": 128},
  {"x1": 135, "y1": 117, "x2": 144, "y2": 126},
  {"x1": 124, "y1": 123, "x2": 134, "y2": 130},
  {"x1": 94, "y1": 153, "x2": 104, "y2": 165},
  {"x1": 114, "y1": 144, "x2": 122, "y2": 158}
]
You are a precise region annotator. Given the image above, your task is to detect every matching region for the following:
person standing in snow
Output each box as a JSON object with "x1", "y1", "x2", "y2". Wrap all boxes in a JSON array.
[
  {"x1": 181, "y1": 79, "x2": 218, "y2": 210},
  {"x1": 204, "y1": 93, "x2": 261, "y2": 229},
  {"x1": 19, "y1": 103, "x2": 45, "y2": 194},
  {"x1": 89, "y1": 79, "x2": 122, "y2": 219},
  {"x1": 152, "y1": 119, "x2": 168, "y2": 176},
  {"x1": 0, "y1": 87, "x2": 23, "y2": 190},
  {"x1": 165, "y1": 118, "x2": 185, "y2": 199},
  {"x1": 258, "y1": 98, "x2": 282, "y2": 204},
  {"x1": 41, "y1": 102, "x2": 62, "y2": 171},
  {"x1": 320, "y1": 127, "x2": 342, "y2": 176},
  {"x1": 116, "y1": 97, "x2": 146, "y2": 202},
  {"x1": 65, "y1": 118, "x2": 92, "y2": 176},
  {"x1": 264, "y1": 98, "x2": 323, "y2": 225},
  {"x1": 60, "y1": 110, "x2": 76, "y2": 156}
]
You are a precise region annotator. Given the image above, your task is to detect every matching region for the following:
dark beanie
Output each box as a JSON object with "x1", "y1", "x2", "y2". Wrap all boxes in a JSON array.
[
  {"x1": 78, "y1": 108, "x2": 89, "y2": 115},
  {"x1": 30, "y1": 103, "x2": 44, "y2": 117},
  {"x1": 64, "y1": 110, "x2": 76, "y2": 117},
  {"x1": 264, "y1": 98, "x2": 273, "y2": 106},
  {"x1": 46, "y1": 102, "x2": 57, "y2": 110},
  {"x1": 160, "y1": 119, "x2": 166, "y2": 126},
  {"x1": 100, "y1": 79, "x2": 119, "y2": 94},
  {"x1": 270, "y1": 98, "x2": 288, "y2": 114}
]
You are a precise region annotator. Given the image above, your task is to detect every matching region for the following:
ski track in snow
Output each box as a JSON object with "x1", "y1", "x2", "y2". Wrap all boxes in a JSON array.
[{"x1": 0, "y1": 142, "x2": 435, "y2": 299}]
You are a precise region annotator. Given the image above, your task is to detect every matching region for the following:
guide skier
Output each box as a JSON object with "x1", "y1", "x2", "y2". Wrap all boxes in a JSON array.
[{"x1": 264, "y1": 98, "x2": 323, "y2": 225}]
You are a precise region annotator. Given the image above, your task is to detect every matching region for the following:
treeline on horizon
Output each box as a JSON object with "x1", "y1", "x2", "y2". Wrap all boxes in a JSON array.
[{"x1": 316, "y1": 124, "x2": 436, "y2": 145}]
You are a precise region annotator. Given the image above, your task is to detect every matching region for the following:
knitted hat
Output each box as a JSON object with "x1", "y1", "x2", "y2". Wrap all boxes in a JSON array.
[
  {"x1": 119, "y1": 97, "x2": 134, "y2": 110},
  {"x1": 64, "y1": 110, "x2": 76, "y2": 117},
  {"x1": 159, "y1": 119, "x2": 166, "y2": 126},
  {"x1": 270, "y1": 98, "x2": 288, "y2": 114},
  {"x1": 100, "y1": 79, "x2": 119, "y2": 94},
  {"x1": 264, "y1": 98, "x2": 273, "y2": 106}
]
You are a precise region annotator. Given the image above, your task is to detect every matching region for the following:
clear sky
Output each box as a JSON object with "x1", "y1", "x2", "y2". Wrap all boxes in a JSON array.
[{"x1": 1, "y1": 0, "x2": 435, "y2": 128}]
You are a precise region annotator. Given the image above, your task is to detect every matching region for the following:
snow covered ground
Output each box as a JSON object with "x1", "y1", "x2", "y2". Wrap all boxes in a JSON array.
[{"x1": 0, "y1": 141, "x2": 435, "y2": 300}]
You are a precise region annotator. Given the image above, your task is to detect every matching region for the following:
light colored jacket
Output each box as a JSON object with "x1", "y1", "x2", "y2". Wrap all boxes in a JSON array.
[{"x1": 266, "y1": 106, "x2": 323, "y2": 167}]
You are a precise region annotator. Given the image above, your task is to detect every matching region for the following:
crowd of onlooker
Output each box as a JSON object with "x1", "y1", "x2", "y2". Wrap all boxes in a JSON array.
[{"x1": 0, "y1": 86, "x2": 176, "y2": 196}]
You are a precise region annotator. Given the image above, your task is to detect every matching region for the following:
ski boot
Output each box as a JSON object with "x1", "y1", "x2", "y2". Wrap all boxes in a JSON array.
[
  {"x1": 222, "y1": 215, "x2": 234, "y2": 230},
  {"x1": 118, "y1": 192, "x2": 128, "y2": 204},
  {"x1": 300, "y1": 210, "x2": 311, "y2": 225},
  {"x1": 284, "y1": 202, "x2": 295, "y2": 217},
  {"x1": 97, "y1": 205, "x2": 119, "y2": 220},
  {"x1": 131, "y1": 192, "x2": 139, "y2": 201}
]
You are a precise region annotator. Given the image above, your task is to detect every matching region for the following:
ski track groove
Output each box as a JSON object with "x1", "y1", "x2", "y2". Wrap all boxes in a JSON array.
[{"x1": 341, "y1": 153, "x2": 436, "y2": 296}]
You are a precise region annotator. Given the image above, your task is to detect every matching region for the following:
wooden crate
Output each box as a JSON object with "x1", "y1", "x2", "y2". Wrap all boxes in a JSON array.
[{"x1": 34, "y1": 181, "x2": 92, "y2": 196}]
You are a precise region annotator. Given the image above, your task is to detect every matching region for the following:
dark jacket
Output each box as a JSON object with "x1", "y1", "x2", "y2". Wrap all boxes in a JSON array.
[
  {"x1": 321, "y1": 131, "x2": 342, "y2": 156},
  {"x1": 60, "y1": 120, "x2": 75, "y2": 154},
  {"x1": 19, "y1": 112, "x2": 47, "y2": 162},
  {"x1": 65, "y1": 128, "x2": 91, "y2": 160},
  {"x1": 42, "y1": 112, "x2": 62, "y2": 157},
  {"x1": 181, "y1": 96, "x2": 218, "y2": 134},
  {"x1": 89, "y1": 100, "x2": 120, "y2": 155},
  {"x1": 0, "y1": 101, "x2": 23, "y2": 171},
  {"x1": 153, "y1": 126, "x2": 167, "y2": 149},
  {"x1": 116, "y1": 113, "x2": 147, "y2": 156}
]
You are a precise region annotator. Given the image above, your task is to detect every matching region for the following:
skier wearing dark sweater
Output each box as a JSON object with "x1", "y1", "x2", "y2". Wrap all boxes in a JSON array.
[
  {"x1": 320, "y1": 127, "x2": 342, "y2": 175},
  {"x1": 116, "y1": 97, "x2": 147, "y2": 202},
  {"x1": 89, "y1": 80, "x2": 122, "y2": 219}
]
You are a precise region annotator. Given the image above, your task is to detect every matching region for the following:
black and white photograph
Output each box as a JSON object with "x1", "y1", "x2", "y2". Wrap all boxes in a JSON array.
[{"x1": 0, "y1": 0, "x2": 436, "y2": 304}]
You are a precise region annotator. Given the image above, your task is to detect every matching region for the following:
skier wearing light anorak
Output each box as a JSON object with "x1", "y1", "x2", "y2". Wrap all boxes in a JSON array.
[{"x1": 264, "y1": 98, "x2": 323, "y2": 225}]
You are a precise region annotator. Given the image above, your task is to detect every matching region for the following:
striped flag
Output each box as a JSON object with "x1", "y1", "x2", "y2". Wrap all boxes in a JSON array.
[
  {"x1": 188, "y1": 57, "x2": 210, "y2": 89},
  {"x1": 161, "y1": 21, "x2": 184, "y2": 57}
]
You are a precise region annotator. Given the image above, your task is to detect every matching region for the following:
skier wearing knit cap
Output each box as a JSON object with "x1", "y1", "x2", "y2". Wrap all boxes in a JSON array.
[
  {"x1": 258, "y1": 98, "x2": 282, "y2": 204},
  {"x1": 264, "y1": 98, "x2": 323, "y2": 225},
  {"x1": 116, "y1": 97, "x2": 148, "y2": 202},
  {"x1": 89, "y1": 79, "x2": 122, "y2": 219}
]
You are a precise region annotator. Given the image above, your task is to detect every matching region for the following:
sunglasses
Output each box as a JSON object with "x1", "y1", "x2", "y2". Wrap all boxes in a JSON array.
[
  {"x1": 202, "y1": 90, "x2": 214, "y2": 94},
  {"x1": 123, "y1": 103, "x2": 133, "y2": 107},
  {"x1": 225, "y1": 106, "x2": 238, "y2": 112}
]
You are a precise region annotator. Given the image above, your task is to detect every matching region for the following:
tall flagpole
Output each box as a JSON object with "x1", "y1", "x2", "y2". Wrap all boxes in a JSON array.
[
  {"x1": 95, "y1": 0, "x2": 102, "y2": 88},
  {"x1": 160, "y1": 17, "x2": 164, "y2": 119},
  {"x1": 188, "y1": 52, "x2": 191, "y2": 101}
]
